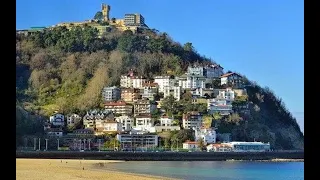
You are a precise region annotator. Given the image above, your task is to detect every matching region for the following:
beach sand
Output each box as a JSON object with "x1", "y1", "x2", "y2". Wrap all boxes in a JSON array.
[{"x1": 16, "y1": 158, "x2": 177, "y2": 180}]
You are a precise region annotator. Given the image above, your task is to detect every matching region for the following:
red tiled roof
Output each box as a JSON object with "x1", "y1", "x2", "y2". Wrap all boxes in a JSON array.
[
  {"x1": 220, "y1": 72, "x2": 242, "y2": 78},
  {"x1": 104, "y1": 101, "x2": 127, "y2": 106},
  {"x1": 183, "y1": 141, "x2": 198, "y2": 144}
]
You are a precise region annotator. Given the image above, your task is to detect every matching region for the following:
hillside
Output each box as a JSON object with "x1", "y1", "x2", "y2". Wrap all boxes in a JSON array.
[{"x1": 16, "y1": 26, "x2": 304, "y2": 150}]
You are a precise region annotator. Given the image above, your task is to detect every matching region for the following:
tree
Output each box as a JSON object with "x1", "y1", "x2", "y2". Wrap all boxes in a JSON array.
[
  {"x1": 227, "y1": 113, "x2": 243, "y2": 125},
  {"x1": 197, "y1": 138, "x2": 206, "y2": 151},
  {"x1": 104, "y1": 138, "x2": 120, "y2": 150},
  {"x1": 93, "y1": 11, "x2": 103, "y2": 20},
  {"x1": 161, "y1": 95, "x2": 178, "y2": 116},
  {"x1": 76, "y1": 65, "x2": 109, "y2": 111},
  {"x1": 183, "y1": 42, "x2": 194, "y2": 52}
]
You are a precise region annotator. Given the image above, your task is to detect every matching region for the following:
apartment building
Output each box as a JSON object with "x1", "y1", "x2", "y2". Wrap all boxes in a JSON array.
[
  {"x1": 121, "y1": 88, "x2": 141, "y2": 103},
  {"x1": 115, "y1": 115, "x2": 134, "y2": 131},
  {"x1": 102, "y1": 86, "x2": 121, "y2": 102},
  {"x1": 163, "y1": 86, "x2": 181, "y2": 101},
  {"x1": 104, "y1": 101, "x2": 133, "y2": 115},
  {"x1": 182, "y1": 111, "x2": 203, "y2": 129},
  {"x1": 154, "y1": 76, "x2": 175, "y2": 93},
  {"x1": 134, "y1": 99, "x2": 157, "y2": 116}
]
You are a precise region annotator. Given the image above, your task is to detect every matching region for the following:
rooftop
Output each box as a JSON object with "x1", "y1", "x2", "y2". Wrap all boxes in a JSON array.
[
  {"x1": 183, "y1": 141, "x2": 198, "y2": 145},
  {"x1": 105, "y1": 101, "x2": 128, "y2": 106},
  {"x1": 221, "y1": 72, "x2": 242, "y2": 78}
]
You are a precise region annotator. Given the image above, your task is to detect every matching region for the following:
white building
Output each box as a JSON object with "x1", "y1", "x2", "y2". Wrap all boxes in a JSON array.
[
  {"x1": 220, "y1": 72, "x2": 243, "y2": 88},
  {"x1": 182, "y1": 141, "x2": 199, "y2": 150},
  {"x1": 154, "y1": 76, "x2": 174, "y2": 93},
  {"x1": 222, "y1": 141, "x2": 271, "y2": 152},
  {"x1": 160, "y1": 115, "x2": 174, "y2": 126},
  {"x1": 206, "y1": 144, "x2": 232, "y2": 152},
  {"x1": 120, "y1": 70, "x2": 135, "y2": 88},
  {"x1": 116, "y1": 133, "x2": 159, "y2": 150},
  {"x1": 102, "y1": 86, "x2": 121, "y2": 102},
  {"x1": 132, "y1": 76, "x2": 146, "y2": 89},
  {"x1": 178, "y1": 74, "x2": 206, "y2": 89},
  {"x1": 115, "y1": 115, "x2": 134, "y2": 131},
  {"x1": 134, "y1": 114, "x2": 154, "y2": 132},
  {"x1": 217, "y1": 88, "x2": 235, "y2": 101},
  {"x1": 83, "y1": 110, "x2": 115, "y2": 128},
  {"x1": 120, "y1": 75, "x2": 133, "y2": 88},
  {"x1": 141, "y1": 85, "x2": 158, "y2": 101},
  {"x1": 66, "y1": 114, "x2": 81, "y2": 127},
  {"x1": 49, "y1": 113, "x2": 65, "y2": 126},
  {"x1": 100, "y1": 121, "x2": 122, "y2": 133},
  {"x1": 163, "y1": 86, "x2": 181, "y2": 101},
  {"x1": 187, "y1": 64, "x2": 224, "y2": 78},
  {"x1": 194, "y1": 128, "x2": 216, "y2": 145},
  {"x1": 207, "y1": 98, "x2": 233, "y2": 115},
  {"x1": 182, "y1": 112, "x2": 203, "y2": 129},
  {"x1": 150, "y1": 126, "x2": 181, "y2": 133}
]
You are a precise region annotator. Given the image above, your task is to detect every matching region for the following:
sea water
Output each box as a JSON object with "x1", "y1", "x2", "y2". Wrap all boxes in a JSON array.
[{"x1": 106, "y1": 161, "x2": 304, "y2": 180}]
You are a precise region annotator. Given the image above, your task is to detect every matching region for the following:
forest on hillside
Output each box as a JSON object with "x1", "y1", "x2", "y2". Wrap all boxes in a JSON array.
[{"x1": 16, "y1": 26, "x2": 304, "y2": 150}]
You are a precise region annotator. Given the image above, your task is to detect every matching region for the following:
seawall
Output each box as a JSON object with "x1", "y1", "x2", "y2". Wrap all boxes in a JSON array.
[{"x1": 16, "y1": 151, "x2": 304, "y2": 161}]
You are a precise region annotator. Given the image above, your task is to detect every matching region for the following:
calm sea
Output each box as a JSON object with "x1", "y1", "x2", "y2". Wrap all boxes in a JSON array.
[{"x1": 105, "y1": 161, "x2": 304, "y2": 180}]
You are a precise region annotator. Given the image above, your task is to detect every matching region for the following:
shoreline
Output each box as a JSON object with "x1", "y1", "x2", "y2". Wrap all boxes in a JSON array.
[
  {"x1": 16, "y1": 158, "x2": 179, "y2": 180},
  {"x1": 226, "y1": 158, "x2": 304, "y2": 162}
]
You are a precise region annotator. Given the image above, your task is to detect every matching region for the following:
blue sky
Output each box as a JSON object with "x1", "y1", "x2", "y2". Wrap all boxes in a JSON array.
[{"x1": 16, "y1": 0, "x2": 304, "y2": 133}]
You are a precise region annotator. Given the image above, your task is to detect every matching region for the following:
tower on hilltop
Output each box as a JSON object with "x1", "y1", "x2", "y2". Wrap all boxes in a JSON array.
[{"x1": 101, "y1": 3, "x2": 110, "y2": 21}]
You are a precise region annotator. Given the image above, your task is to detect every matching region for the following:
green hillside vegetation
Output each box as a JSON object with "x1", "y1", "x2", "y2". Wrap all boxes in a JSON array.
[{"x1": 16, "y1": 26, "x2": 304, "y2": 150}]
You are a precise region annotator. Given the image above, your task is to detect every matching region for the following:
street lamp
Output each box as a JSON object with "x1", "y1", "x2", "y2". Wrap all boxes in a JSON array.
[
  {"x1": 57, "y1": 139, "x2": 60, "y2": 150},
  {"x1": 38, "y1": 138, "x2": 41, "y2": 150},
  {"x1": 98, "y1": 139, "x2": 101, "y2": 152},
  {"x1": 45, "y1": 139, "x2": 48, "y2": 151},
  {"x1": 88, "y1": 139, "x2": 91, "y2": 151},
  {"x1": 34, "y1": 138, "x2": 37, "y2": 151}
]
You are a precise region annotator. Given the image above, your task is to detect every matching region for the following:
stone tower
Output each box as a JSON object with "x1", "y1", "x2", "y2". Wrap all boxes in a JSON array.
[{"x1": 101, "y1": 3, "x2": 110, "y2": 21}]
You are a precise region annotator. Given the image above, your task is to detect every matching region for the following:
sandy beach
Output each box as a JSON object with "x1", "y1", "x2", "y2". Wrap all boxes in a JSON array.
[{"x1": 16, "y1": 158, "x2": 177, "y2": 180}]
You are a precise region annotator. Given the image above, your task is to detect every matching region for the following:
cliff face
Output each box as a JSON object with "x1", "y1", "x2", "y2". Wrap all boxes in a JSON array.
[{"x1": 235, "y1": 85, "x2": 304, "y2": 150}]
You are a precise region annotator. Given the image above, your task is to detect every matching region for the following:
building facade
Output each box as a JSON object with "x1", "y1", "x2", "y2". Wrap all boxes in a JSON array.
[
  {"x1": 102, "y1": 86, "x2": 121, "y2": 102},
  {"x1": 116, "y1": 133, "x2": 159, "y2": 150},
  {"x1": 49, "y1": 113, "x2": 65, "y2": 127},
  {"x1": 141, "y1": 83, "x2": 158, "y2": 101},
  {"x1": 134, "y1": 99, "x2": 157, "y2": 116},
  {"x1": 182, "y1": 141, "x2": 199, "y2": 150},
  {"x1": 204, "y1": 64, "x2": 224, "y2": 78},
  {"x1": 217, "y1": 88, "x2": 235, "y2": 101},
  {"x1": 154, "y1": 76, "x2": 174, "y2": 93},
  {"x1": 132, "y1": 76, "x2": 146, "y2": 89},
  {"x1": 179, "y1": 74, "x2": 206, "y2": 89},
  {"x1": 163, "y1": 86, "x2": 181, "y2": 101},
  {"x1": 222, "y1": 142, "x2": 271, "y2": 152},
  {"x1": 134, "y1": 114, "x2": 154, "y2": 132},
  {"x1": 121, "y1": 88, "x2": 141, "y2": 103},
  {"x1": 83, "y1": 110, "x2": 114, "y2": 129},
  {"x1": 104, "y1": 101, "x2": 133, "y2": 115},
  {"x1": 207, "y1": 98, "x2": 233, "y2": 115},
  {"x1": 115, "y1": 115, "x2": 134, "y2": 131},
  {"x1": 66, "y1": 114, "x2": 81, "y2": 127},
  {"x1": 194, "y1": 128, "x2": 216, "y2": 145},
  {"x1": 182, "y1": 112, "x2": 203, "y2": 129},
  {"x1": 124, "y1": 13, "x2": 145, "y2": 26},
  {"x1": 220, "y1": 72, "x2": 244, "y2": 88}
]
